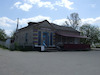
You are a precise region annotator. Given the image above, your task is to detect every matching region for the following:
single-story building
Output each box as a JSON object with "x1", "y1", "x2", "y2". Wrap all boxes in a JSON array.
[{"x1": 13, "y1": 20, "x2": 90, "y2": 51}]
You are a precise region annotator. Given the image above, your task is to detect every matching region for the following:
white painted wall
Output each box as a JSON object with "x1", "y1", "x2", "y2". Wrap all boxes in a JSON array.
[{"x1": 5, "y1": 39, "x2": 11, "y2": 48}]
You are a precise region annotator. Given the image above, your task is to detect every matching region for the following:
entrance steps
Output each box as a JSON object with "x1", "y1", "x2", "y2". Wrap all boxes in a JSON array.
[{"x1": 45, "y1": 47, "x2": 58, "y2": 52}]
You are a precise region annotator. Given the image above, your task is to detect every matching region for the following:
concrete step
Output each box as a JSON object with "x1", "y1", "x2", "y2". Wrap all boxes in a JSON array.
[{"x1": 45, "y1": 47, "x2": 58, "y2": 52}]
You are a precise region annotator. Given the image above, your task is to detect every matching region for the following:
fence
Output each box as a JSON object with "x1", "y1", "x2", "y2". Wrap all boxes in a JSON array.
[
  {"x1": 0, "y1": 39, "x2": 11, "y2": 49},
  {"x1": 64, "y1": 44, "x2": 90, "y2": 50},
  {"x1": 0, "y1": 41, "x2": 5, "y2": 46}
]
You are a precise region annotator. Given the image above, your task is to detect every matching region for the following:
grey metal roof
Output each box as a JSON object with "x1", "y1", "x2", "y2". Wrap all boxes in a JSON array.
[
  {"x1": 51, "y1": 23, "x2": 78, "y2": 32},
  {"x1": 19, "y1": 20, "x2": 79, "y2": 32}
]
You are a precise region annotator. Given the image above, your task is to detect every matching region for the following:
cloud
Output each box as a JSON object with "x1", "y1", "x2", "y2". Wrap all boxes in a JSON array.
[
  {"x1": 53, "y1": 17, "x2": 100, "y2": 26},
  {"x1": 82, "y1": 17, "x2": 100, "y2": 25},
  {"x1": 19, "y1": 15, "x2": 51, "y2": 26},
  {"x1": 14, "y1": 2, "x2": 22, "y2": 8},
  {"x1": 13, "y1": 2, "x2": 32, "y2": 11},
  {"x1": 1, "y1": 16, "x2": 100, "y2": 36},
  {"x1": 55, "y1": 0, "x2": 74, "y2": 10},
  {"x1": 13, "y1": 0, "x2": 56, "y2": 11},
  {"x1": 38, "y1": 1, "x2": 56, "y2": 10},
  {"x1": 24, "y1": 0, "x2": 40, "y2": 4},
  {"x1": 19, "y1": 3, "x2": 32, "y2": 11},
  {"x1": 24, "y1": 0, "x2": 56, "y2": 10},
  {"x1": 0, "y1": 17, "x2": 16, "y2": 36},
  {"x1": 5, "y1": 30, "x2": 14, "y2": 37},
  {"x1": 13, "y1": 0, "x2": 74, "y2": 11},
  {"x1": 0, "y1": 17, "x2": 16, "y2": 27},
  {"x1": 0, "y1": 15, "x2": 51, "y2": 36},
  {"x1": 53, "y1": 19, "x2": 67, "y2": 25}
]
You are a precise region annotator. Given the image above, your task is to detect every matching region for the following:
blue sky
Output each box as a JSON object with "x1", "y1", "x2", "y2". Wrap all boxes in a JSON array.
[{"x1": 0, "y1": 0, "x2": 100, "y2": 36}]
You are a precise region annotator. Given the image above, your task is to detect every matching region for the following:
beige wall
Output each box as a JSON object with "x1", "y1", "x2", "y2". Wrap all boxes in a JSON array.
[
  {"x1": 14, "y1": 21, "x2": 56, "y2": 47},
  {"x1": 15, "y1": 26, "x2": 33, "y2": 46}
]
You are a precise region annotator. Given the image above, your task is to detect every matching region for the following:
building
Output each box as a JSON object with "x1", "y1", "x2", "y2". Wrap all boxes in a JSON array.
[{"x1": 14, "y1": 20, "x2": 89, "y2": 51}]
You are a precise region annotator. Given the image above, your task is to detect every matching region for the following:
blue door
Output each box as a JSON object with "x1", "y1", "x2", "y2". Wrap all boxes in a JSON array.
[{"x1": 43, "y1": 32, "x2": 49, "y2": 47}]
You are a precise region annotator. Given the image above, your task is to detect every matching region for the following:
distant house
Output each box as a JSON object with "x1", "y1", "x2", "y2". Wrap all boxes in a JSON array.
[{"x1": 14, "y1": 20, "x2": 89, "y2": 51}]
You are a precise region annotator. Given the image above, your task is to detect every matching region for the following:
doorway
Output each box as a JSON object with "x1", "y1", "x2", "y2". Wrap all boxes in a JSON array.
[{"x1": 43, "y1": 32, "x2": 49, "y2": 47}]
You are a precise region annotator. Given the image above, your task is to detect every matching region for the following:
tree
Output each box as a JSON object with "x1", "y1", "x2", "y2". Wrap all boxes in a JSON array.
[
  {"x1": 80, "y1": 24, "x2": 100, "y2": 45},
  {"x1": 0, "y1": 28, "x2": 7, "y2": 41},
  {"x1": 65, "y1": 13, "x2": 81, "y2": 30}
]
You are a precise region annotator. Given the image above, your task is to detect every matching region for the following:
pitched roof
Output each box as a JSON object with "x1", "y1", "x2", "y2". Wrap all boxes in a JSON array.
[
  {"x1": 18, "y1": 20, "x2": 79, "y2": 32},
  {"x1": 51, "y1": 23, "x2": 78, "y2": 32}
]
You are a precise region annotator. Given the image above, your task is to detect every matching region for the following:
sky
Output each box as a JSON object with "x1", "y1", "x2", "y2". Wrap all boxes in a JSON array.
[{"x1": 0, "y1": 0, "x2": 100, "y2": 36}]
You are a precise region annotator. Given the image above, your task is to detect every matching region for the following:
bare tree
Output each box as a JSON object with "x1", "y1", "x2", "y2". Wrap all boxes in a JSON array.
[{"x1": 65, "y1": 13, "x2": 81, "y2": 30}]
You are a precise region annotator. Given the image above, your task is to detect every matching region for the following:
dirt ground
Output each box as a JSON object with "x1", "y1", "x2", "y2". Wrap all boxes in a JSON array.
[{"x1": 0, "y1": 48, "x2": 100, "y2": 75}]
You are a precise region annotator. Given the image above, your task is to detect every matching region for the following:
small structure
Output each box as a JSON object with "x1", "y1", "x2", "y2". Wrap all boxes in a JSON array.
[
  {"x1": 13, "y1": 20, "x2": 90, "y2": 51},
  {"x1": 5, "y1": 38, "x2": 11, "y2": 49}
]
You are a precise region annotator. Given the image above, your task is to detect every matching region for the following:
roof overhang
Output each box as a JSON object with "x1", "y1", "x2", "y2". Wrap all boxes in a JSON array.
[{"x1": 56, "y1": 32, "x2": 88, "y2": 39}]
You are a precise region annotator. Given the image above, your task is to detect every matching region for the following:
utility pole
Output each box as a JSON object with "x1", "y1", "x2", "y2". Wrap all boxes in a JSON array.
[{"x1": 16, "y1": 18, "x2": 19, "y2": 32}]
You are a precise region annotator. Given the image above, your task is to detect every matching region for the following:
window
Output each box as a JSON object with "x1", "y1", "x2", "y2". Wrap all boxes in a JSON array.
[
  {"x1": 38, "y1": 31, "x2": 41, "y2": 45},
  {"x1": 50, "y1": 32, "x2": 53, "y2": 45}
]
